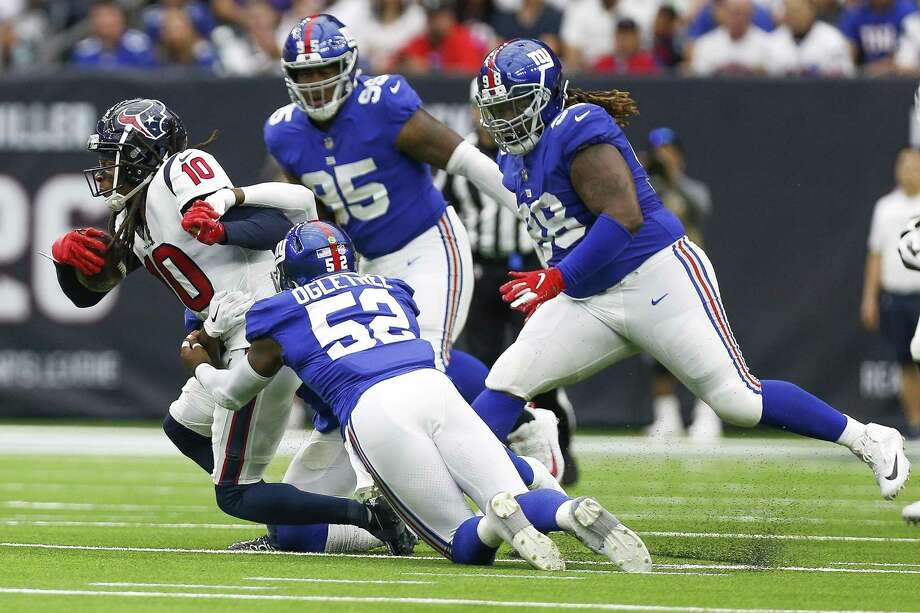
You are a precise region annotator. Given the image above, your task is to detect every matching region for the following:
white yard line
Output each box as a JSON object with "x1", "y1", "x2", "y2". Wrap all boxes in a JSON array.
[
  {"x1": 658, "y1": 564, "x2": 920, "y2": 575},
  {"x1": 1, "y1": 501, "x2": 212, "y2": 512},
  {"x1": 0, "y1": 587, "x2": 915, "y2": 613},
  {"x1": 401, "y1": 572, "x2": 584, "y2": 580},
  {"x1": 644, "y1": 531, "x2": 920, "y2": 543},
  {"x1": 829, "y1": 562, "x2": 920, "y2": 568},
  {"x1": 89, "y1": 582, "x2": 276, "y2": 590},
  {"x1": 244, "y1": 576, "x2": 433, "y2": 585},
  {"x1": 1, "y1": 520, "x2": 255, "y2": 530}
]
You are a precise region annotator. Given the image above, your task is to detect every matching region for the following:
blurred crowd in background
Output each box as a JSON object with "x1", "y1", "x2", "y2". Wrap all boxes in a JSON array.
[{"x1": 3, "y1": 0, "x2": 920, "y2": 77}]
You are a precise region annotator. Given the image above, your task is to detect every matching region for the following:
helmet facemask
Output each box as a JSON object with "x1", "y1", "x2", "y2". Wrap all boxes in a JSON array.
[
  {"x1": 283, "y1": 50, "x2": 357, "y2": 122},
  {"x1": 476, "y1": 83, "x2": 551, "y2": 156},
  {"x1": 83, "y1": 127, "x2": 159, "y2": 213}
]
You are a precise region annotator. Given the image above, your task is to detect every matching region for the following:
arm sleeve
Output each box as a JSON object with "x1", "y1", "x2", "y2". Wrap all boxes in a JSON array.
[
  {"x1": 445, "y1": 139, "x2": 518, "y2": 213},
  {"x1": 194, "y1": 358, "x2": 271, "y2": 410},
  {"x1": 240, "y1": 182, "x2": 318, "y2": 223},
  {"x1": 54, "y1": 262, "x2": 107, "y2": 308},
  {"x1": 220, "y1": 206, "x2": 294, "y2": 250}
]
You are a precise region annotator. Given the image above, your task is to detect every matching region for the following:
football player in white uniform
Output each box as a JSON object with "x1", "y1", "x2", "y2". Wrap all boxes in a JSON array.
[{"x1": 51, "y1": 98, "x2": 414, "y2": 554}]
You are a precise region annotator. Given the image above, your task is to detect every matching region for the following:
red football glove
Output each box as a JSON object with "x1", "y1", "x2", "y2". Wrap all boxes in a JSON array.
[
  {"x1": 51, "y1": 228, "x2": 108, "y2": 276},
  {"x1": 499, "y1": 267, "x2": 566, "y2": 315},
  {"x1": 181, "y1": 200, "x2": 225, "y2": 245}
]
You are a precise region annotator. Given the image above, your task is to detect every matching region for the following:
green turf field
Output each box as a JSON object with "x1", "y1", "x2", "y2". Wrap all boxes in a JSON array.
[{"x1": 0, "y1": 426, "x2": 918, "y2": 612}]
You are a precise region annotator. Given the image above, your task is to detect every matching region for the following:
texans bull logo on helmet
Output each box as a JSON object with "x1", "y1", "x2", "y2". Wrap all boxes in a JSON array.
[{"x1": 115, "y1": 99, "x2": 169, "y2": 140}]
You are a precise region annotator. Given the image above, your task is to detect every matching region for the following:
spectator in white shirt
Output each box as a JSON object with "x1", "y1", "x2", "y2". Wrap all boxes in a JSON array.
[
  {"x1": 862, "y1": 148, "x2": 920, "y2": 440},
  {"x1": 560, "y1": 0, "x2": 664, "y2": 71},
  {"x1": 894, "y1": 12, "x2": 920, "y2": 75},
  {"x1": 770, "y1": 0, "x2": 855, "y2": 76},
  {"x1": 690, "y1": 0, "x2": 774, "y2": 75}
]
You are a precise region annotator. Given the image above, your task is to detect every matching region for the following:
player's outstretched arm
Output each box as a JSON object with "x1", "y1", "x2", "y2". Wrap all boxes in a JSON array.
[
  {"x1": 395, "y1": 108, "x2": 518, "y2": 212},
  {"x1": 51, "y1": 228, "x2": 134, "y2": 308},
  {"x1": 181, "y1": 333, "x2": 282, "y2": 411}
]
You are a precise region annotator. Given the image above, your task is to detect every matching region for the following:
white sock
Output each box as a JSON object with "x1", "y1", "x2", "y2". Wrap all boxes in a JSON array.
[
  {"x1": 524, "y1": 456, "x2": 566, "y2": 493},
  {"x1": 475, "y1": 514, "x2": 503, "y2": 547},
  {"x1": 836, "y1": 415, "x2": 867, "y2": 450},
  {"x1": 323, "y1": 524, "x2": 382, "y2": 553},
  {"x1": 652, "y1": 395, "x2": 681, "y2": 425},
  {"x1": 554, "y1": 499, "x2": 576, "y2": 532}
]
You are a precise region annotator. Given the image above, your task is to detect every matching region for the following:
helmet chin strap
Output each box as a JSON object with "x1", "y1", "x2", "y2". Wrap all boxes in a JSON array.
[{"x1": 105, "y1": 173, "x2": 152, "y2": 213}]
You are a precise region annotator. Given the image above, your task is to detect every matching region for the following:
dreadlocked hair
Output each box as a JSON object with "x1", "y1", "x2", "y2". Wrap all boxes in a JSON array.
[
  {"x1": 107, "y1": 195, "x2": 147, "y2": 264},
  {"x1": 565, "y1": 88, "x2": 639, "y2": 127},
  {"x1": 192, "y1": 129, "x2": 220, "y2": 149}
]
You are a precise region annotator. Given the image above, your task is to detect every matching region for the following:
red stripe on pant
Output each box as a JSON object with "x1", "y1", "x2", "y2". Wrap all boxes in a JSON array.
[
  {"x1": 217, "y1": 398, "x2": 257, "y2": 486},
  {"x1": 438, "y1": 216, "x2": 462, "y2": 363}
]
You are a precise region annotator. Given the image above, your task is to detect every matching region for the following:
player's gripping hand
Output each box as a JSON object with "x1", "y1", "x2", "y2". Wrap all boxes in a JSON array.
[
  {"x1": 181, "y1": 200, "x2": 225, "y2": 245},
  {"x1": 899, "y1": 217, "x2": 920, "y2": 271},
  {"x1": 179, "y1": 330, "x2": 211, "y2": 372},
  {"x1": 500, "y1": 268, "x2": 565, "y2": 315},
  {"x1": 51, "y1": 228, "x2": 108, "y2": 276},
  {"x1": 204, "y1": 290, "x2": 254, "y2": 339}
]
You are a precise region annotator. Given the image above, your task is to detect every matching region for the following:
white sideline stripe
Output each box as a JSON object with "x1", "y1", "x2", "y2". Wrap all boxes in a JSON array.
[
  {"x1": 2, "y1": 501, "x2": 212, "y2": 512},
  {"x1": 1, "y1": 520, "x2": 254, "y2": 530},
  {"x1": 246, "y1": 577, "x2": 434, "y2": 585},
  {"x1": 830, "y1": 562, "x2": 920, "y2": 568},
  {"x1": 0, "y1": 587, "x2": 914, "y2": 613},
  {"x1": 644, "y1": 531, "x2": 920, "y2": 543},
  {"x1": 89, "y1": 582, "x2": 275, "y2": 590},
  {"x1": 659, "y1": 564, "x2": 920, "y2": 575},
  {"x1": 401, "y1": 572, "x2": 584, "y2": 581}
]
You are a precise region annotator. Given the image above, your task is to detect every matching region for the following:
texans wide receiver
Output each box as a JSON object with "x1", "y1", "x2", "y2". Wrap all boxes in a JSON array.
[{"x1": 51, "y1": 98, "x2": 413, "y2": 555}]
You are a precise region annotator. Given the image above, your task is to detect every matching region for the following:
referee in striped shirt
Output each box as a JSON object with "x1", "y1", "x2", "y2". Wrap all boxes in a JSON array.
[{"x1": 434, "y1": 80, "x2": 580, "y2": 484}]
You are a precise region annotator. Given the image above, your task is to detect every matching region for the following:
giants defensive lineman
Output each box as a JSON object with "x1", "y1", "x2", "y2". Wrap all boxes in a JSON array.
[
  {"x1": 181, "y1": 220, "x2": 651, "y2": 572},
  {"x1": 51, "y1": 98, "x2": 412, "y2": 553},
  {"x1": 470, "y1": 39, "x2": 910, "y2": 499}
]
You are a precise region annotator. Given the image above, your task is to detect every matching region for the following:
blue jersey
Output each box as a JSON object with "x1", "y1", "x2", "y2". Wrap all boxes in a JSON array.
[
  {"x1": 497, "y1": 103, "x2": 685, "y2": 299},
  {"x1": 264, "y1": 74, "x2": 447, "y2": 259},
  {"x1": 839, "y1": 0, "x2": 917, "y2": 62},
  {"x1": 245, "y1": 272, "x2": 435, "y2": 433}
]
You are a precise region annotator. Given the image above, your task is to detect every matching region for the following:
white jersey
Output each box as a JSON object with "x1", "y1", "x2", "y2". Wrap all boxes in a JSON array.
[{"x1": 126, "y1": 148, "x2": 276, "y2": 350}]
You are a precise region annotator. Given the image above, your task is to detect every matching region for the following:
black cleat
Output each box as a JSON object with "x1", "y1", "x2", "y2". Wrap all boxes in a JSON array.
[
  {"x1": 228, "y1": 534, "x2": 275, "y2": 551},
  {"x1": 365, "y1": 495, "x2": 418, "y2": 556},
  {"x1": 560, "y1": 446, "x2": 580, "y2": 486}
]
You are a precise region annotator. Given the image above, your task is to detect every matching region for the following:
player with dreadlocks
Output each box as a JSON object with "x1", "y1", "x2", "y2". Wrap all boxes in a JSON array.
[
  {"x1": 49, "y1": 98, "x2": 416, "y2": 556},
  {"x1": 469, "y1": 39, "x2": 911, "y2": 501}
]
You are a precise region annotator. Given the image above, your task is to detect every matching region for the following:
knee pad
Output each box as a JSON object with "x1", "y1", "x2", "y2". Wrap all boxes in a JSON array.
[{"x1": 700, "y1": 377, "x2": 763, "y2": 428}]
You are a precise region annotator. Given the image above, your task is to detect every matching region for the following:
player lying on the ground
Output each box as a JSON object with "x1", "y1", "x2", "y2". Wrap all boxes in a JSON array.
[
  {"x1": 266, "y1": 14, "x2": 563, "y2": 478},
  {"x1": 180, "y1": 220, "x2": 652, "y2": 572},
  {"x1": 51, "y1": 98, "x2": 414, "y2": 554},
  {"x1": 467, "y1": 39, "x2": 910, "y2": 500}
]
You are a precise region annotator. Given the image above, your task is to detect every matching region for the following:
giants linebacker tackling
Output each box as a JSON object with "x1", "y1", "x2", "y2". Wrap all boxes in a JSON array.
[
  {"x1": 468, "y1": 39, "x2": 910, "y2": 500},
  {"x1": 180, "y1": 220, "x2": 651, "y2": 572},
  {"x1": 50, "y1": 98, "x2": 414, "y2": 554}
]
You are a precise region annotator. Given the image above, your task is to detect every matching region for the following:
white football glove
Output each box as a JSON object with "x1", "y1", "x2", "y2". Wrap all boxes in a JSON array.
[
  {"x1": 204, "y1": 290, "x2": 254, "y2": 339},
  {"x1": 203, "y1": 188, "x2": 237, "y2": 217},
  {"x1": 898, "y1": 217, "x2": 920, "y2": 272}
]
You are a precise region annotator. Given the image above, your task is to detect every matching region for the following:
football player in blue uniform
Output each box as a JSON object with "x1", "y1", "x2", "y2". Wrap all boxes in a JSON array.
[
  {"x1": 264, "y1": 15, "x2": 513, "y2": 403},
  {"x1": 470, "y1": 39, "x2": 910, "y2": 500},
  {"x1": 180, "y1": 221, "x2": 652, "y2": 572}
]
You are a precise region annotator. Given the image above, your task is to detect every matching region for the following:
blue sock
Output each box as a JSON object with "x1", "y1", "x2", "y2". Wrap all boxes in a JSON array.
[
  {"x1": 269, "y1": 524, "x2": 329, "y2": 552},
  {"x1": 516, "y1": 489, "x2": 569, "y2": 533},
  {"x1": 505, "y1": 447, "x2": 534, "y2": 487},
  {"x1": 450, "y1": 516, "x2": 497, "y2": 565},
  {"x1": 760, "y1": 380, "x2": 847, "y2": 442},
  {"x1": 472, "y1": 389, "x2": 526, "y2": 440},
  {"x1": 446, "y1": 350, "x2": 489, "y2": 403}
]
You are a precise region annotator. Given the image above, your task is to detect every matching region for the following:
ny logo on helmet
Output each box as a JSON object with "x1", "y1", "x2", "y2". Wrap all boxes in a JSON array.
[
  {"x1": 116, "y1": 99, "x2": 169, "y2": 140},
  {"x1": 527, "y1": 49, "x2": 554, "y2": 73}
]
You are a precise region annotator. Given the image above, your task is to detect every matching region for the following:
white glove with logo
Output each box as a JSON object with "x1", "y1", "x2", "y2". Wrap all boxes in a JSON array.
[
  {"x1": 204, "y1": 290, "x2": 254, "y2": 339},
  {"x1": 898, "y1": 217, "x2": 920, "y2": 272}
]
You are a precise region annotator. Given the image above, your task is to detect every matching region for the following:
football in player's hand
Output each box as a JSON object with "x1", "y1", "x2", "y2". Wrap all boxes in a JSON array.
[{"x1": 75, "y1": 231, "x2": 127, "y2": 292}]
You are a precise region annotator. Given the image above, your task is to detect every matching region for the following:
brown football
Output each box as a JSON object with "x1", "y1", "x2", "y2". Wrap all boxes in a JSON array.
[{"x1": 75, "y1": 231, "x2": 127, "y2": 293}]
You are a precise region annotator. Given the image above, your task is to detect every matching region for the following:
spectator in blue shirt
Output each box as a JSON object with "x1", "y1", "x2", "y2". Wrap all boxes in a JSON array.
[
  {"x1": 686, "y1": 0, "x2": 775, "y2": 39},
  {"x1": 158, "y1": 7, "x2": 217, "y2": 71},
  {"x1": 839, "y1": 0, "x2": 918, "y2": 71},
  {"x1": 71, "y1": 1, "x2": 156, "y2": 69},
  {"x1": 143, "y1": 0, "x2": 215, "y2": 43}
]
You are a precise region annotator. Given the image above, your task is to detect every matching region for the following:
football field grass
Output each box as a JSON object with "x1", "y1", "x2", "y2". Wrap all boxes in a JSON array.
[{"x1": 0, "y1": 425, "x2": 919, "y2": 612}]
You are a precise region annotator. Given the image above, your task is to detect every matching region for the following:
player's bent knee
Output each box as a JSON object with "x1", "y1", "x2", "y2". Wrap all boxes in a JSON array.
[
  {"x1": 214, "y1": 483, "x2": 250, "y2": 519},
  {"x1": 485, "y1": 346, "x2": 542, "y2": 401},
  {"x1": 700, "y1": 379, "x2": 763, "y2": 428}
]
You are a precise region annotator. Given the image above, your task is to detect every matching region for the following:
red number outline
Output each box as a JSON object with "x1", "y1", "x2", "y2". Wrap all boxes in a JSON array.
[{"x1": 144, "y1": 243, "x2": 214, "y2": 311}]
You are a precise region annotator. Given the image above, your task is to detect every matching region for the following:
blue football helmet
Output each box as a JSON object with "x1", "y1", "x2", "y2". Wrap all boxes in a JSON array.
[
  {"x1": 473, "y1": 39, "x2": 568, "y2": 155},
  {"x1": 272, "y1": 221, "x2": 357, "y2": 291},
  {"x1": 281, "y1": 14, "x2": 358, "y2": 121},
  {"x1": 83, "y1": 98, "x2": 187, "y2": 212}
]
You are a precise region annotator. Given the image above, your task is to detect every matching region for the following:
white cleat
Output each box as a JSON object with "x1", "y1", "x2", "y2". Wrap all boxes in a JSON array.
[
  {"x1": 567, "y1": 497, "x2": 652, "y2": 573},
  {"x1": 509, "y1": 405, "x2": 565, "y2": 482},
  {"x1": 687, "y1": 401, "x2": 722, "y2": 441},
  {"x1": 903, "y1": 501, "x2": 920, "y2": 525},
  {"x1": 488, "y1": 492, "x2": 564, "y2": 571},
  {"x1": 851, "y1": 423, "x2": 910, "y2": 500}
]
